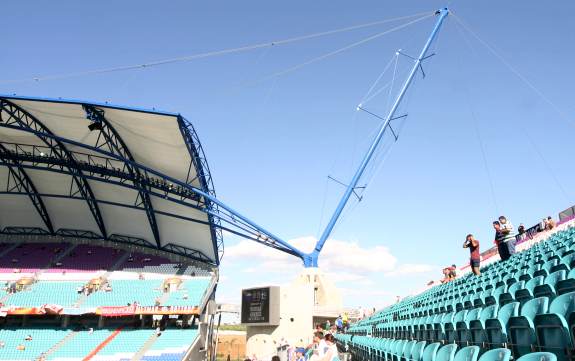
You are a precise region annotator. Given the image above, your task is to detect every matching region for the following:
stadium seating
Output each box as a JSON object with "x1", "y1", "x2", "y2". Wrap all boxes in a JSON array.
[
  {"x1": 141, "y1": 328, "x2": 199, "y2": 361},
  {"x1": 83, "y1": 280, "x2": 164, "y2": 307},
  {"x1": 340, "y1": 226, "x2": 575, "y2": 361},
  {"x1": 4, "y1": 281, "x2": 85, "y2": 307},
  {"x1": 164, "y1": 279, "x2": 211, "y2": 307},
  {"x1": 0, "y1": 242, "x2": 70, "y2": 273}
]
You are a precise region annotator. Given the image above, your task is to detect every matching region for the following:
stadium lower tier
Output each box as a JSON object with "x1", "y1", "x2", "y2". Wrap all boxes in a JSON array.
[
  {"x1": 0, "y1": 326, "x2": 198, "y2": 361},
  {"x1": 345, "y1": 226, "x2": 575, "y2": 361},
  {"x1": 335, "y1": 337, "x2": 558, "y2": 361}
]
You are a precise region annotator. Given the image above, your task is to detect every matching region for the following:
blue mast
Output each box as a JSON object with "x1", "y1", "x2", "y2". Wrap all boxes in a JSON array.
[{"x1": 305, "y1": 8, "x2": 450, "y2": 267}]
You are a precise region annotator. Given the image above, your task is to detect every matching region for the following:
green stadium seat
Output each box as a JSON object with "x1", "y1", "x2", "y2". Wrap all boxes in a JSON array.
[
  {"x1": 469, "y1": 304, "x2": 498, "y2": 349},
  {"x1": 485, "y1": 301, "x2": 519, "y2": 349},
  {"x1": 534, "y1": 271, "x2": 566, "y2": 299},
  {"x1": 555, "y1": 269, "x2": 575, "y2": 296},
  {"x1": 402, "y1": 341, "x2": 417, "y2": 361},
  {"x1": 409, "y1": 341, "x2": 427, "y2": 361},
  {"x1": 500, "y1": 281, "x2": 525, "y2": 305},
  {"x1": 477, "y1": 348, "x2": 511, "y2": 361},
  {"x1": 456, "y1": 308, "x2": 481, "y2": 347},
  {"x1": 508, "y1": 297, "x2": 549, "y2": 359},
  {"x1": 516, "y1": 352, "x2": 557, "y2": 361},
  {"x1": 453, "y1": 346, "x2": 480, "y2": 361},
  {"x1": 534, "y1": 291, "x2": 575, "y2": 361},
  {"x1": 422, "y1": 342, "x2": 441, "y2": 361},
  {"x1": 436, "y1": 344, "x2": 458, "y2": 361},
  {"x1": 516, "y1": 277, "x2": 545, "y2": 306}
]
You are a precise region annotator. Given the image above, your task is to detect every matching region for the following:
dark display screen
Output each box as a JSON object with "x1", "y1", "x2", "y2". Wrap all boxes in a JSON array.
[{"x1": 241, "y1": 287, "x2": 270, "y2": 324}]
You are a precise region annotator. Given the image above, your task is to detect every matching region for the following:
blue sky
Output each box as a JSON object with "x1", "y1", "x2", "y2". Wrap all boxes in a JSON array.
[{"x1": 1, "y1": 1, "x2": 574, "y2": 309}]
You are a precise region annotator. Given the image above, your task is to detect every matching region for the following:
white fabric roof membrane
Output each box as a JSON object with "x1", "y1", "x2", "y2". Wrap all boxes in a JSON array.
[{"x1": 0, "y1": 95, "x2": 217, "y2": 263}]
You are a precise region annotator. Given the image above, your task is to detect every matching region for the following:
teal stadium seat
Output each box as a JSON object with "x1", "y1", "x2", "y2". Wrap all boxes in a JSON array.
[
  {"x1": 409, "y1": 341, "x2": 427, "y2": 361},
  {"x1": 469, "y1": 304, "x2": 498, "y2": 348},
  {"x1": 534, "y1": 291, "x2": 575, "y2": 361},
  {"x1": 508, "y1": 297, "x2": 549, "y2": 359},
  {"x1": 453, "y1": 346, "x2": 480, "y2": 361},
  {"x1": 477, "y1": 348, "x2": 511, "y2": 361},
  {"x1": 485, "y1": 301, "x2": 519, "y2": 349},
  {"x1": 516, "y1": 352, "x2": 557, "y2": 361},
  {"x1": 500, "y1": 281, "x2": 524, "y2": 305},
  {"x1": 533, "y1": 270, "x2": 566, "y2": 299},
  {"x1": 422, "y1": 342, "x2": 441, "y2": 361},
  {"x1": 515, "y1": 277, "x2": 545, "y2": 306},
  {"x1": 555, "y1": 269, "x2": 575, "y2": 296},
  {"x1": 436, "y1": 344, "x2": 458, "y2": 361},
  {"x1": 456, "y1": 308, "x2": 481, "y2": 347},
  {"x1": 402, "y1": 340, "x2": 417, "y2": 361}
]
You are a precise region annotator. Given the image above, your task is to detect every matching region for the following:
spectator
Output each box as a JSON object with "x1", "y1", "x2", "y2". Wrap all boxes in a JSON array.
[
  {"x1": 499, "y1": 216, "x2": 516, "y2": 258},
  {"x1": 313, "y1": 331, "x2": 327, "y2": 358},
  {"x1": 342, "y1": 313, "x2": 349, "y2": 332},
  {"x1": 463, "y1": 234, "x2": 481, "y2": 276},
  {"x1": 321, "y1": 334, "x2": 339, "y2": 361},
  {"x1": 335, "y1": 315, "x2": 343, "y2": 332},
  {"x1": 518, "y1": 223, "x2": 525, "y2": 235},
  {"x1": 440, "y1": 268, "x2": 451, "y2": 283},
  {"x1": 272, "y1": 356, "x2": 280, "y2": 361},
  {"x1": 324, "y1": 320, "x2": 330, "y2": 331},
  {"x1": 546, "y1": 216, "x2": 556, "y2": 230},
  {"x1": 295, "y1": 348, "x2": 306, "y2": 361},
  {"x1": 539, "y1": 218, "x2": 547, "y2": 232},
  {"x1": 493, "y1": 221, "x2": 510, "y2": 261},
  {"x1": 448, "y1": 264, "x2": 457, "y2": 280}
]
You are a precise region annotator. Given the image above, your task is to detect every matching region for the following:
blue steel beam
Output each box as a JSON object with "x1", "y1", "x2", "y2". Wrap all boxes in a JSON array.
[
  {"x1": 177, "y1": 115, "x2": 224, "y2": 264},
  {"x1": 83, "y1": 104, "x2": 161, "y2": 248},
  {"x1": 0, "y1": 140, "x2": 304, "y2": 259},
  {"x1": 0, "y1": 143, "x2": 54, "y2": 233},
  {"x1": 0, "y1": 99, "x2": 108, "y2": 238},
  {"x1": 309, "y1": 8, "x2": 450, "y2": 267},
  {"x1": 0, "y1": 128, "x2": 305, "y2": 259}
]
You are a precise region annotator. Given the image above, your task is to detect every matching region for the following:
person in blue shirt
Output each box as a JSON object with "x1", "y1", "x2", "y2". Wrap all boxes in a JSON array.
[{"x1": 335, "y1": 316, "x2": 343, "y2": 332}]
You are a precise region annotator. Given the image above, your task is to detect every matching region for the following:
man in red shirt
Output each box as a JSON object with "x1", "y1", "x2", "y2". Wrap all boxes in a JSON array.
[{"x1": 463, "y1": 234, "x2": 481, "y2": 276}]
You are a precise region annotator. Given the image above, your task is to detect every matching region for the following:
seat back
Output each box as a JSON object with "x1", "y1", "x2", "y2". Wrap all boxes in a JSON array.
[
  {"x1": 403, "y1": 341, "x2": 417, "y2": 359},
  {"x1": 411, "y1": 341, "x2": 427, "y2": 361},
  {"x1": 548, "y1": 291, "x2": 575, "y2": 318},
  {"x1": 453, "y1": 346, "x2": 480, "y2": 361},
  {"x1": 436, "y1": 344, "x2": 458, "y2": 361},
  {"x1": 521, "y1": 297, "x2": 549, "y2": 320},
  {"x1": 480, "y1": 304, "x2": 499, "y2": 323},
  {"x1": 545, "y1": 270, "x2": 567, "y2": 288},
  {"x1": 477, "y1": 348, "x2": 511, "y2": 361},
  {"x1": 498, "y1": 302, "x2": 520, "y2": 325},
  {"x1": 516, "y1": 352, "x2": 557, "y2": 361},
  {"x1": 422, "y1": 342, "x2": 441, "y2": 361}
]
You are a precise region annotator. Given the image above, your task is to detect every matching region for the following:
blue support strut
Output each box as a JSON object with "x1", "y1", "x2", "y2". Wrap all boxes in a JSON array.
[{"x1": 306, "y1": 8, "x2": 449, "y2": 267}]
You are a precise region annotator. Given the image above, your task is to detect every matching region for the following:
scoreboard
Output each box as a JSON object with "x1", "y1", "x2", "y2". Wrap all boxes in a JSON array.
[{"x1": 241, "y1": 286, "x2": 280, "y2": 325}]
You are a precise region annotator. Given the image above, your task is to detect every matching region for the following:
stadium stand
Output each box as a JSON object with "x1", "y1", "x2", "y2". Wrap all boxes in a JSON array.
[{"x1": 338, "y1": 225, "x2": 575, "y2": 361}]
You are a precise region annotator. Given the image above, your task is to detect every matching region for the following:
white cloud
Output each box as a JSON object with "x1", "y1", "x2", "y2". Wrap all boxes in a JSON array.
[
  {"x1": 225, "y1": 236, "x2": 398, "y2": 274},
  {"x1": 384, "y1": 263, "x2": 437, "y2": 277},
  {"x1": 220, "y1": 235, "x2": 437, "y2": 307}
]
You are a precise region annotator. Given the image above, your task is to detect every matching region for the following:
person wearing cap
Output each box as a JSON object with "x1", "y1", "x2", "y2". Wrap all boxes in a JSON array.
[{"x1": 294, "y1": 348, "x2": 306, "y2": 361}]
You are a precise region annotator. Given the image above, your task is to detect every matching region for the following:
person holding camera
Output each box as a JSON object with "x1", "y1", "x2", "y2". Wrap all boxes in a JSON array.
[{"x1": 463, "y1": 234, "x2": 481, "y2": 276}]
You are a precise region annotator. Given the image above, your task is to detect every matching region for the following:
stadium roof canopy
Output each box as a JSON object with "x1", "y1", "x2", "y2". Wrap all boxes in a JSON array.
[{"x1": 0, "y1": 95, "x2": 223, "y2": 265}]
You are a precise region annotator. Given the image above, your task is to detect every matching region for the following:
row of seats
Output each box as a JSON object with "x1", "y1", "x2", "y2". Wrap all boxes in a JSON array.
[
  {"x1": 337, "y1": 336, "x2": 557, "y2": 361},
  {"x1": 0, "y1": 327, "x2": 199, "y2": 360},
  {"x1": 3, "y1": 278, "x2": 211, "y2": 308},
  {"x1": 0, "y1": 240, "x2": 212, "y2": 275},
  {"x1": 346, "y1": 226, "x2": 575, "y2": 361}
]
